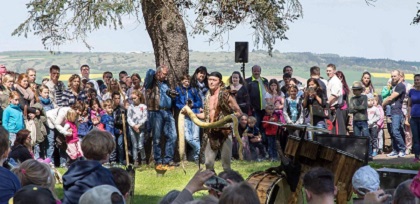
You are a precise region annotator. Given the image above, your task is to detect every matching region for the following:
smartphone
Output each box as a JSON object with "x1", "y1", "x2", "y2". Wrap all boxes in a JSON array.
[{"x1": 204, "y1": 176, "x2": 229, "y2": 193}]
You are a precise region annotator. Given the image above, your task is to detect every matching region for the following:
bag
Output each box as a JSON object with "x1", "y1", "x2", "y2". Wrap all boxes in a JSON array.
[
  {"x1": 311, "y1": 105, "x2": 329, "y2": 118},
  {"x1": 55, "y1": 132, "x2": 67, "y2": 150}
]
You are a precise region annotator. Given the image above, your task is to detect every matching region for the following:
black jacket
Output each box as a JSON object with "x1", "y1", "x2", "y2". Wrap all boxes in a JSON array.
[
  {"x1": 245, "y1": 76, "x2": 268, "y2": 111},
  {"x1": 8, "y1": 145, "x2": 32, "y2": 163}
]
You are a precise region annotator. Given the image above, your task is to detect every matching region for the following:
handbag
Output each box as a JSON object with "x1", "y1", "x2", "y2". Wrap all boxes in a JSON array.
[{"x1": 311, "y1": 105, "x2": 329, "y2": 118}]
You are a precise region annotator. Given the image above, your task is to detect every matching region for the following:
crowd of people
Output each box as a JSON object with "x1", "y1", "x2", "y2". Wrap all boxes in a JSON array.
[{"x1": 0, "y1": 62, "x2": 419, "y2": 203}]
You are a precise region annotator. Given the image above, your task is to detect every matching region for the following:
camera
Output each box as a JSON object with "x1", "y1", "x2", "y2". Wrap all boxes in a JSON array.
[{"x1": 166, "y1": 89, "x2": 179, "y2": 98}]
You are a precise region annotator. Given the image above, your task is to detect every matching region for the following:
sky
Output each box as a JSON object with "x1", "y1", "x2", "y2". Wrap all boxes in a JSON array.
[{"x1": 0, "y1": 0, "x2": 419, "y2": 61}]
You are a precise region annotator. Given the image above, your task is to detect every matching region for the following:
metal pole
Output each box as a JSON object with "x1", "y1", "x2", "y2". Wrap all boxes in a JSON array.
[{"x1": 241, "y1": 62, "x2": 246, "y2": 79}]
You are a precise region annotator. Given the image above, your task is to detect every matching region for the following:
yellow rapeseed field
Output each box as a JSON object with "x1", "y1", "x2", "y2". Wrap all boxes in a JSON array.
[
  {"x1": 43, "y1": 74, "x2": 104, "y2": 81},
  {"x1": 371, "y1": 73, "x2": 414, "y2": 80}
]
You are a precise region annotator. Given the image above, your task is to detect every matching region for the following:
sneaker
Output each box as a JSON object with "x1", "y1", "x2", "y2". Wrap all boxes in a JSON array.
[
  {"x1": 386, "y1": 151, "x2": 398, "y2": 157},
  {"x1": 371, "y1": 152, "x2": 378, "y2": 157},
  {"x1": 398, "y1": 152, "x2": 406, "y2": 157}
]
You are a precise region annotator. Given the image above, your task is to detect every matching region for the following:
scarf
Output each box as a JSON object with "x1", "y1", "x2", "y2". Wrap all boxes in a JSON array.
[
  {"x1": 15, "y1": 85, "x2": 34, "y2": 102},
  {"x1": 197, "y1": 81, "x2": 206, "y2": 90},
  {"x1": 39, "y1": 96, "x2": 51, "y2": 105},
  {"x1": 257, "y1": 77, "x2": 267, "y2": 109}
]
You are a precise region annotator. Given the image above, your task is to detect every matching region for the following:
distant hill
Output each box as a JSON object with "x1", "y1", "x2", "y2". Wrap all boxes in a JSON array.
[{"x1": 0, "y1": 50, "x2": 418, "y2": 88}]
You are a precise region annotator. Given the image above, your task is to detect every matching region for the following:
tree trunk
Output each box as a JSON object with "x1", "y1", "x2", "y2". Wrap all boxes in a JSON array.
[{"x1": 141, "y1": 0, "x2": 189, "y2": 89}]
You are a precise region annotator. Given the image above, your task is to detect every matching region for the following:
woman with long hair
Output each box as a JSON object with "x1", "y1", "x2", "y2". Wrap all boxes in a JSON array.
[
  {"x1": 102, "y1": 78, "x2": 126, "y2": 105},
  {"x1": 0, "y1": 74, "x2": 15, "y2": 110},
  {"x1": 190, "y1": 66, "x2": 209, "y2": 104},
  {"x1": 62, "y1": 74, "x2": 87, "y2": 107},
  {"x1": 361, "y1": 71, "x2": 375, "y2": 94},
  {"x1": 14, "y1": 73, "x2": 36, "y2": 114},
  {"x1": 8, "y1": 129, "x2": 33, "y2": 163},
  {"x1": 335, "y1": 71, "x2": 350, "y2": 134},
  {"x1": 126, "y1": 73, "x2": 143, "y2": 104},
  {"x1": 302, "y1": 78, "x2": 327, "y2": 140},
  {"x1": 228, "y1": 71, "x2": 250, "y2": 114},
  {"x1": 265, "y1": 79, "x2": 285, "y2": 123}
]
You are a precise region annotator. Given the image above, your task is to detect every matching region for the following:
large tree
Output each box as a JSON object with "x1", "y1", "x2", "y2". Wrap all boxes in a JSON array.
[{"x1": 13, "y1": 0, "x2": 302, "y2": 86}]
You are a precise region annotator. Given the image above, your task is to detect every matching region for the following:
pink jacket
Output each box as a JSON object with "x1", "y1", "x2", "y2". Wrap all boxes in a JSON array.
[
  {"x1": 376, "y1": 105, "x2": 385, "y2": 128},
  {"x1": 64, "y1": 121, "x2": 79, "y2": 144}
]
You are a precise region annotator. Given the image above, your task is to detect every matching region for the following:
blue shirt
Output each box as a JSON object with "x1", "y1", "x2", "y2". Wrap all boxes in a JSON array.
[
  {"x1": 175, "y1": 86, "x2": 202, "y2": 114},
  {"x1": 409, "y1": 89, "x2": 420, "y2": 117},
  {"x1": 2, "y1": 104, "x2": 24, "y2": 134},
  {"x1": 159, "y1": 82, "x2": 172, "y2": 109},
  {"x1": 288, "y1": 98, "x2": 298, "y2": 122}
]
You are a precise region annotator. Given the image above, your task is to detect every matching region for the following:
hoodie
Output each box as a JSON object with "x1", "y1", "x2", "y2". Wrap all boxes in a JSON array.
[
  {"x1": 2, "y1": 104, "x2": 24, "y2": 133},
  {"x1": 62, "y1": 160, "x2": 116, "y2": 204}
]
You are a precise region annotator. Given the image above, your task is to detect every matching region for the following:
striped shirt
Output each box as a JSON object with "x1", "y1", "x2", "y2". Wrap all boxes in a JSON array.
[
  {"x1": 62, "y1": 89, "x2": 88, "y2": 107},
  {"x1": 45, "y1": 80, "x2": 66, "y2": 108}
]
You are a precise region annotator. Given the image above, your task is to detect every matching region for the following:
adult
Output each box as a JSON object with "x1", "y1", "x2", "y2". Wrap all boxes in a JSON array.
[
  {"x1": 14, "y1": 73, "x2": 36, "y2": 114},
  {"x1": 335, "y1": 71, "x2": 351, "y2": 134},
  {"x1": 62, "y1": 74, "x2": 87, "y2": 107},
  {"x1": 246, "y1": 65, "x2": 268, "y2": 131},
  {"x1": 280, "y1": 73, "x2": 291, "y2": 97},
  {"x1": 279, "y1": 65, "x2": 301, "y2": 88},
  {"x1": 100, "y1": 71, "x2": 113, "y2": 95},
  {"x1": 361, "y1": 71, "x2": 375, "y2": 94},
  {"x1": 407, "y1": 74, "x2": 420, "y2": 161},
  {"x1": 309, "y1": 66, "x2": 328, "y2": 101},
  {"x1": 125, "y1": 75, "x2": 132, "y2": 90},
  {"x1": 235, "y1": 114, "x2": 251, "y2": 160},
  {"x1": 80, "y1": 64, "x2": 100, "y2": 96},
  {"x1": 190, "y1": 66, "x2": 209, "y2": 103},
  {"x1": 195, "y1": 72, "x2": 242, "y2": 171},
  {"x1": 326, "y1": 64, "x2": 345, "y2": 135},
  {"x1": 26, "y1": 68, "x2": 39, "y2": 87},
  {"x1": 0, "y1": 126, "x2": 21, "y2": 203},
  {"x1": 401, "y1": 71, "x2": 413, "y2": 155},
  {"x1": 8, "y1": 129, "x2": 33, "y2": 163},
  {"x1": 228, "y1": 71, "x2": 250, "y2": 115},
  {"x1": 45, "y1": 65, "x2": 66, "y2": 108},
  {"x1": 46, "y1": 101, "x2": 85, "y2": 167},
  {"x1": 302, "y1": 78, "x2": 327, "y2": 139},
  {"x1": 0, "y1": 74, "x2": 14, "y2": 110},
  {"x1": 126, "y1": 73, "x2": 142, "y2": 104},
  {"x1": 303, "y1": 167, "x2": 336, "y2": 204},
  {"x1": 102, "y1": 78, "x2": 126, "y2": 106},
  {"x1": 144, "y1": 65, "x2": 178, "y2": 167},
  {"x1": 175, "y1": 75, "x2": 202, "y2": 163},
  {"x1": 119, "y1": 71, "x2": 128, "y2": 84},
  {"x1": 351, "y1": 165, "x2": 380, "y2": 203},
  {"x1": 383, "y1": 70, "x2": 406, "y2": 157}
]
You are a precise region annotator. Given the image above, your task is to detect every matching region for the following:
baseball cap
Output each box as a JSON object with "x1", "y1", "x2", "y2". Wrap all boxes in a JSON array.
[
  {"x1": 79, "y1": 185, "x2": 125, "y2": 204},
  {"x1": 13, "y1": 185, "x2": 56, "y2": 204},
  {"x1": 352, "y1": 166, "x2": 380, "y2": 195}
]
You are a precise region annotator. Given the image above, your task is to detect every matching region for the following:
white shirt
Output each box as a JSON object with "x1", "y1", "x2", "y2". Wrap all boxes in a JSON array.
[{"x1": 327, "y1": 75, "x2": 343, "y2": 106}]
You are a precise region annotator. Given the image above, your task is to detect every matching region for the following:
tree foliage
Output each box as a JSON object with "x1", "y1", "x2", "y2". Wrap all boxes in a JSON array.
[
  {"x1": 413, "y1": 2, "x2": 420, "y2": 25},
  {"x1": 14, "y1": 0, "x2": 302, "y2": 55}
]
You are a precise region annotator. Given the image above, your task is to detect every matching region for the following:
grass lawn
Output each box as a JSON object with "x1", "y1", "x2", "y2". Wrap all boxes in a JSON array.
[{"x1": 54, "y1": 160, "x2": 275, "y2": 204}]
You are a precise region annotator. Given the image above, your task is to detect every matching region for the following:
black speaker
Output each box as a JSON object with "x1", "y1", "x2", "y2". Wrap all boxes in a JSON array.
[{"x1": 235, "y1": 42, "x2": 248, "y2": 63}]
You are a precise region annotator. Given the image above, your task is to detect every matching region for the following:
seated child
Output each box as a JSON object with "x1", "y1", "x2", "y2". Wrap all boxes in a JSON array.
[
  {"x1": 245, "y1": 116, "x2": 267, "y2": 161},
  {"x1": 62, "y1": 129, "x2": 116, "y2": 204}
]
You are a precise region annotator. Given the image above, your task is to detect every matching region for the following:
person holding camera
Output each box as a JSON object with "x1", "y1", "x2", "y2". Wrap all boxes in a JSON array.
[
  {"x1": 175, "y1": 75, "x2": 202, "y2": 164},
  {"x1": 144, "y1": 65, "x2": 178, "y2": 168},
  {"x1": 302, "y1": 78, "x2": 328, "y2": 140}
]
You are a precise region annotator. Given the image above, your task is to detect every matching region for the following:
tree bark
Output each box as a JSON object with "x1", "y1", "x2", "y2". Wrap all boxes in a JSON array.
[{"x1": 141, "y1": 0, "x2": 189, "y2": 89}]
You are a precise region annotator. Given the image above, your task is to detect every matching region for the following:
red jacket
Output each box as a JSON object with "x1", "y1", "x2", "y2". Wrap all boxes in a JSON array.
[{"x1": 262, "y1": 115, "x2": 279, "y2": 136}]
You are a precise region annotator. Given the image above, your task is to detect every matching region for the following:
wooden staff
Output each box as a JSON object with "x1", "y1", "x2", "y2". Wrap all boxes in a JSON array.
[{"x1": 122, "y1": 112, "x2": 130, "y2": 166}]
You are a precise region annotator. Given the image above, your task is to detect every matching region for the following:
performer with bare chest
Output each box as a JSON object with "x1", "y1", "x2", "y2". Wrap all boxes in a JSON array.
[{"x1": 196, "y1": 72, "x2": 242, "y2": 171}]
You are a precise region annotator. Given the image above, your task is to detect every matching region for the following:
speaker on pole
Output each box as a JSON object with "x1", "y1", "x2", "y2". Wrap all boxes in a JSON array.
[{"x1": 235, "y1": 42, "x2": 248, "y2": 63}]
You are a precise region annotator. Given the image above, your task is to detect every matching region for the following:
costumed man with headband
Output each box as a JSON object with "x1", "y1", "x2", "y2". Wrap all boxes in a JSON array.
[{"x1": 195, "y1": 72, "x2": 242, "y2": 171}]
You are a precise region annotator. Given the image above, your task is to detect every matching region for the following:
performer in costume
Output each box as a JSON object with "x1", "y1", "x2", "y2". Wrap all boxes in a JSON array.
[{"x1": 195, "y1": 72, "x2": 242, "y2": 171}]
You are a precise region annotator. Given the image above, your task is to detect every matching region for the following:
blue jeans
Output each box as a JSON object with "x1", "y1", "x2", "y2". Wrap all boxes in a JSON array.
[
  {"x1": 46, "y1": 128, "x2": 55, "y2": 160},
  {"x1": 129, "y1": 127, "x2": 146, "y2": 162},
  {"x1": 307, "y1": 122, "x2": 326, "y2": 140},
  {"x1": 387, "y1": 114, "x2": 406, "y2": 153},
  {"x1": 149, "y1": 110, "x2": 177, "y2": 164},
  {"x1": 184, "y1": 117, "x2": 200, "y2": 161},
  {"x1": 266, "y1": 136, "x2": 278, "y2": 160},
  {"x1": 385, "y1": 105, "x2": 391, "y2": 116},
  {"x1": 114, "y1": 132, "x2": 125, "y2": 163},
  {"x1": 353, "y1": 121, "x2": 370, "y2": 137},
  {"x1": 410, "y1": 117, "x2": 420, "y2": 156}
]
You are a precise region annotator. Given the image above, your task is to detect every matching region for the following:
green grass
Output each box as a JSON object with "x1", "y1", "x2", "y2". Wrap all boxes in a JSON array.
[{"x1": 54, "y1": 160, "x2": 275, "y2": 204}]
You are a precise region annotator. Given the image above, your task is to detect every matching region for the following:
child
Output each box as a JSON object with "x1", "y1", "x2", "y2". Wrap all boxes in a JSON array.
[
  {"x1": 62, "y1": 129, "x2": 116, "y2": 204},
  {"x1": 349, "y1": 81, "x2": 369, "y2": 137},
  {"x1": 283, "y1": 85, "x2": 304, "y2": 134},
  {"x1": 127, "y1": 90, "x2": 147, "y2": 167},
  {"x1": 38, "y1": 85, "x2": 54, "y2": 162},
  {"x1": 109, "y1": 167, "x2": 132, "y2": 200},
  {"x1": 101, "y1": 99, "x2": 117, "y2": 163},
  {"x1": 381, "y1": 78, "x2": 392, "y2": 121},
  {"x1": 245, "y1": 116, "x2": 267, "y2": 161},
  {"x1": 262, "y1": 104, "x2": 279, "y2": 161},
  {"x1": 77, "y1": 104, "x2": 91, "y2": 140},
  {"x1": 90, "y1": 98, "x2": 105, "y2": 131},
  {"x1": 374, "y1": 94, "x2": 385, "y2": 154},
  {"x1": 2, "y1": 91, "x2": 24, "y2": 144},
  {"x1": 63, "y1": 109, "x2": 83, "y2": 164},
  {"x1": 367, "y1": 94, "x2": 380, "y2": 157}
]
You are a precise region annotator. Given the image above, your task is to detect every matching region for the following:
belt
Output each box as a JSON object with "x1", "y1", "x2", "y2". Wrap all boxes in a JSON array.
[{"x1": 159, "y1": 107, "x2": 170, "y2": 111}]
